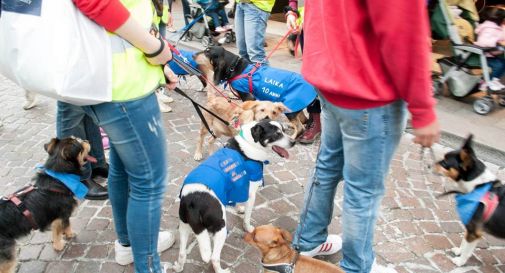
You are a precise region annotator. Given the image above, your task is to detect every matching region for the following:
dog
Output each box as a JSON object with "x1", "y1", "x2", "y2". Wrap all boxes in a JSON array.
[
  {"x1": 435, "y1": 134, "x2": 505, "y2": 266},
  {"x1": 193, "y1": 87, "x2": 288, "y2": 161},
  {"x1": 0, "y1": 137, "x2": 93, "y2": 273},
  {"x1": 194, "y1": 46, "x2": 318, "y2": 138},
  {"x1": 244, "y1": 225, "x2": 345, "y2": 273},
  {"x1": 172, "y1": 120, "x2": 295, "y2": 273}
]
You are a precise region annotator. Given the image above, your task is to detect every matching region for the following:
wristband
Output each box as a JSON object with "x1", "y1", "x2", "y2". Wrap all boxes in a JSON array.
[{"x1": 144, "y1": 36, "x2": 165, "y2": 58}]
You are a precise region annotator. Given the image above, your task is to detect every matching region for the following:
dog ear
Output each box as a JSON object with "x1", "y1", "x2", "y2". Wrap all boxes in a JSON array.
[
  {"x1": 251, "y1": 124, "x2": 264, "y2": 143},
  {"x1": 242, "y1": 101, "x2": 259, "y2": 110},
  {"x1": 279, "y1": 228, "x2": 293, "y2": 244},
  {"x1": 44, "y1": 138, "x2": 60, "y2": 155},
  {"x1": 274, "y1": 103, "x2": 289, "y2": 113},
  {"x1": 460, "y1": 134, "x2": 474, "y2": 171}
]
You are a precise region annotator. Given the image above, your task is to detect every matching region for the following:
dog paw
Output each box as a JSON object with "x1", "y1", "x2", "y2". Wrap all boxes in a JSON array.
[
  {"x1": 172, "y1": 262, "x2": 184, "y2": 272},
  {"x1": 194, "y1": 152, "x2": 203, "y2": 161},
  {"x1": 64, "y1": 232, "x2": 76, "y2": 239},
  {"x1": 52, "y1": 240, "x2": 65, "y2": 251},
  {"x1": 451, "y1": 247, "x2": 462, "y2": 256},
  {"x1": 243, "y1": 223, "x2": 255, "y2": 233},
  {"x1": 451, "y1": 256, "x2": 467, "y2": 266},
  {"x1": 236, "y1": 205, "x2": 245, "y2": 214}
]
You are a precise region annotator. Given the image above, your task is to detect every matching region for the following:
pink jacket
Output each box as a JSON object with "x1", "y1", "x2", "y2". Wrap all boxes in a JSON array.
[{"x1": 474, "y1": 21, "x2": 505, "y2": 48}]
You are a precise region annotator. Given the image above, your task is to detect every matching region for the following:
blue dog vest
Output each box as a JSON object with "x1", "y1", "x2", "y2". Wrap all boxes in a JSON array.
[
  {"x1": 167, "y1": 49, "x2": 198, "y2": 76},
  {"x1": 456, "y1": 183, "x2": 493, "y2": 225},
  {"x1": 183, "y1": 148, "x2": 263, "y2": 206},
  {"x1": 229, "y1": 64, "x2": 317, "y2": 113},
  {"x1": 36, "y1": 165, "x2": 88, "y2": 199}
]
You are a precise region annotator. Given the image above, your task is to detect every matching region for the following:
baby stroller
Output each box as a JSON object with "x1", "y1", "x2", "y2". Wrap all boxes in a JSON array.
[
  {"x1": 175, "y1": 0, "x2": 235, "y2": 47},
  {"x1": 431, "y1": 0, "x2": 504, "y2": 115}
]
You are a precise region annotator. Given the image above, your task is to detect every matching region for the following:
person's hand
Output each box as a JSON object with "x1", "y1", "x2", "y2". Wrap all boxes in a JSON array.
[
  {"x1": 412, "y1": 120, "x2": 440, "y2": 147},
  {"x1": 164, "y1": 65, "x2": 178, "y2": 90},
  {"x1": 145, "y1": 39, "x2": 173, "y2": 65},
  {"x1": 286, "y1": 13, "x2": 297, "y2": 32}
]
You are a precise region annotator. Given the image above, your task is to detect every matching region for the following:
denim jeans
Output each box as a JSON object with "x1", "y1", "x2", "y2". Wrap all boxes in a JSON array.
[
  {"x1": 488, "y1": 57, "x2": 505, "y2": 79},
  {"x1": 234, "y1": 3, "x2": 269, "y2": 64},
  {"x1": 56, "y1": 101, "x2": 107, "y2": 180},
  {"x1": 293, "y1": 96, "x2": 407, "y2": 273},
  {"x1": 83, "y1": 93, "x2": 168, "y2": 273}
]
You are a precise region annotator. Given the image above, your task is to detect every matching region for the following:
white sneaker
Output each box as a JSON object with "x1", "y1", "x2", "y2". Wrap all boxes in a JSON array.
[
  {"x1": 215, "y1": 26, "x2": 227, "y2": 32},
  {"x1": 157, "y1": 99, "x2": 172, "y2": 113},
  {"x1": 371, "y1": 259, "x2": 397, "y2": 273},
  {"x1": 491, "y1": 78, "x2": 505, "y2": 89},
  {"x1": 300, "y1": 234, "x2": 342, "y2": 257},
  {"x1": 156, "y1": 89, "x2": 174, "y2": 103},
  {"x1": 23, "y1": 91, "x2": 37, "y2": 110},
  {"x1": 114, "y1": 231, "x2": 176, "y2": 266}
]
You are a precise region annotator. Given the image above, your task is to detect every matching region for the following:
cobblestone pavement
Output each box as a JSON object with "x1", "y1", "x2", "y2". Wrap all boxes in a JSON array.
[{"x1": 1, "y1": 74, "x2": 505, "y2": 273}]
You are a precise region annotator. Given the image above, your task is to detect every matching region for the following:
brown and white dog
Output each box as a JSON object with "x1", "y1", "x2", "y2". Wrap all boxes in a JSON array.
[
  {"x1": 193, "y1": 83, "x2": 288, "y2": 161},
  {"x1": 245, "y1": 225, "x2": 345, "y2": 273},
  {"x1": 435, "y1": 135, "x2": 505, "y2": 266}
]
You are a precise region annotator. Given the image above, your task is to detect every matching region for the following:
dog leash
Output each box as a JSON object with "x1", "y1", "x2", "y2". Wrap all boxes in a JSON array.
[
  {"x1": 420, "y1": 147, "x2": 438, "y2": 175},
  {"x1": 173, "y1": 87, "x2": 238, "y2": 139}
]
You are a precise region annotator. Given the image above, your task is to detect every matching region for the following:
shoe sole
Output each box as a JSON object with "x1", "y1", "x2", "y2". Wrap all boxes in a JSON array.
[
  {"x1": 84, "y1": 194, "x2": 109, "y2": 200},
  {"x1": 297, "y1": 133, "x2": 321, "y2": 144}
]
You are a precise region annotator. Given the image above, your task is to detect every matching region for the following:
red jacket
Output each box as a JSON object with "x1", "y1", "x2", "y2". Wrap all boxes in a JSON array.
[
  {"x1": 302, "y1": 0, "x2": 436, "y2": 128},
  {"x1": 73, "y1": 0, "x2": 130, "y2": 32}
]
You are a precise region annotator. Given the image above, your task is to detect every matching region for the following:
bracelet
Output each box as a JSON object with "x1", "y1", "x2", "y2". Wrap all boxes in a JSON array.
[{"x1": 144, "y1": 36, "x2": 165, "y2": 58}]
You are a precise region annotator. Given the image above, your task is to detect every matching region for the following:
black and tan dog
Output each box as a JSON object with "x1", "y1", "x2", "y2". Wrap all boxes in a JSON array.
[
  {"x1": 194, "y1": 46, "x2": 318, "y2": 138},
  {"x1": 435, "y1": 135, "x2": 505, "y2": 266},
  {"x1": 0, "y1": 137, "x2": 92, "y2": 273}
]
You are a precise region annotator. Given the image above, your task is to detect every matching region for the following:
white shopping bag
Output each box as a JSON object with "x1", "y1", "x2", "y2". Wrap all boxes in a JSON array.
[{"x1": 0, "y1": 0, "x2": 112, "y2": 106}]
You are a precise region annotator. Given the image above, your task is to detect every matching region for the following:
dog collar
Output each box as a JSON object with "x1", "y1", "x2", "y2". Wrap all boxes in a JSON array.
[
  {"x1": 261, "y1": 252, "x2": 298, "y2": 273},
  {"x1": 36, "y1": 165, "x2": 88, "y2": 199},
  {"x1": 237, "y1": 130, "x2": 269, "y2": 165}
]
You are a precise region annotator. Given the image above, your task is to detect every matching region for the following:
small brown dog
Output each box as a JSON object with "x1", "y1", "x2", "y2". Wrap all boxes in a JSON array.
[
  {"x1": 193, "y1": 88, "x2": 288, "y2": 161},
  {"x1": 245, "y1": 225, "x2": 345, "y2": 273}
]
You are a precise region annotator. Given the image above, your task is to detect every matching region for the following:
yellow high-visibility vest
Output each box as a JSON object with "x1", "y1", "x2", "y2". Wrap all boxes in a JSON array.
[{"x1": 109, "y1": 0, "x2": 165, "y2": 101}]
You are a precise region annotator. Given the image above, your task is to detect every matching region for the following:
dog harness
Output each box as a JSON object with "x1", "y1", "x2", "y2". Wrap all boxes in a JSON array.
[
  {"x1": 261, "y1": 252, "x2": 299, "y2": 273},
  {"x1": 227, "y1": 64, "x2": 317, "y2": 113},
  {"x1": 0, "y1": 167, "x2": 81, "y2": 230},
  {"x1": 183, "y1": 148, "x2": 263, "y2": 206},
  {"x1": 456, "y1": 182, "x2": 500, "y2": 225},
  {"x1": 167, "y1": 49, "x2": 199, "y2": 76}
]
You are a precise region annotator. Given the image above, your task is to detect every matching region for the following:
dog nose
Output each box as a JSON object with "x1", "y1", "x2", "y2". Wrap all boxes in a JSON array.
[{"x1": 264, "y1": 116, "x2": 270, "y2": 120}]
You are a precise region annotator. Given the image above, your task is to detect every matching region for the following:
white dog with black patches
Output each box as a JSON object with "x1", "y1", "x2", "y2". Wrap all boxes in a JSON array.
[{"x1": 171, "y1": 120, "x2": 295, "y2": 273}]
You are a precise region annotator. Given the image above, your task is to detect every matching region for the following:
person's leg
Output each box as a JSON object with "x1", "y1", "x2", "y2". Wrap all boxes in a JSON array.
[
  {"x1": 298, "y1": 98, "x2": 322, "y2": 144},
  {"x1": 217, "y1": 7, "x2": 229, "y2": 26},
  {"x1": 234, "y1": 3, "x2": 249, "y2": 62},
  {"x1": 339, "y1": 100, "x2": 407, "y2": 273},
  {"x1": 242, "y1": 3, "x2": 269, "y2": 64},
  {"x1": 292, "y1": 96, "x2": 344, "y2": 252},
  {"x1": 56, "y1": 101, "x2": 90, "y2": 178},
  {"x1": 57, "y1": 101, "x2": 108, "y2": 200},
  {"x1": 181, "y1": 0, "x2": 191, "y2": 25},
  {"x1": 488, "y1": 57, "x2": 505, "y2": 79},
  {"x1": 85, "y1": 93, "x2": 168, "y2": 273},
  {"x1": 83, "y1": 115, "x2": 107, "y2": 169},
  {"x1": 207, "y1": 10, "x2": 221, "y2": 29}
]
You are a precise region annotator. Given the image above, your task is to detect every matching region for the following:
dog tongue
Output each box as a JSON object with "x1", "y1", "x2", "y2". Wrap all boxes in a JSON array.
[
  {"x1": 272, "y1": 146, "x2": 289, "y2": 159},
  {"x1": 85, "y1": 155, "x2": 97, "y2": 164}
]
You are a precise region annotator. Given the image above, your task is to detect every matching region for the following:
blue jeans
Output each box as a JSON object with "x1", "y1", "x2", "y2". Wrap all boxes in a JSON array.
[
  {"x1": 234, "y1": 3, "x2": 269, "y2": 64},
  {"x1": 56, "y1": 101, "x2": 107, "y2": 180},
  {"x1": 488, "y1": 57, "x2": 505, "y2": 79},
  {"x1": 293, "y1": 97, "x2": 407, "y2": 273},
  {"x1": 83, "y1": 93, "x2": 168, "y2": 273}
]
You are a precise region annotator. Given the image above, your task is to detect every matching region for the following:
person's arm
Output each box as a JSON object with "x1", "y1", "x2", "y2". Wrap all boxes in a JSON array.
[
  {"x1": 72, "y1": 0, "x2": 172, "y2": 65},
  {"x1": 284, "y1": 0, "x2": 298, "y2": 31},
  {"x1": 365, "y1": 0, "x2": 439, "y2": 147}
]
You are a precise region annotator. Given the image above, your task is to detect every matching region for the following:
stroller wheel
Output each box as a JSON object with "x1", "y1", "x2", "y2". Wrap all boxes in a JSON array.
[
  {"x1": 432, "y1": 80, "x2": 444, "y2": 97},
  {"x1": 225, "y1": 33, "x2": 232, "y2": 43},
  {"x1": 473, "y1": 97, "x2": 494, "y2": 115},
  {"x1": 499, "y1": 96, "x2": 505, "y2": 107}
]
